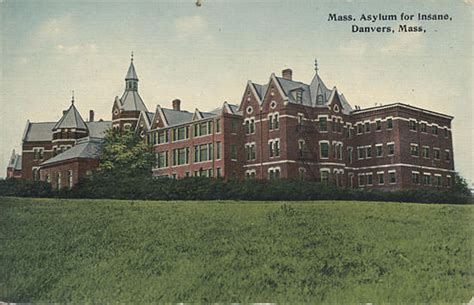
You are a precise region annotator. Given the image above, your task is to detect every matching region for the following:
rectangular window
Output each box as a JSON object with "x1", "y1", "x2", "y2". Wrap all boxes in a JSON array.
[
  {"x1": 412, "y1": 172, "x2": 420, "y2": 184},
  {"x1": 172, "y1": 148, "x2": 189, "y2": 166},
  {"x1": 320, "y1": 142, "x2": 329, "y2": 159},
  {"x1": 173, "y1": 126, "x2": 189, "y2": 141},
  {"x1": 434, "y1": 149, "x2": 440, "y2": 160},
  {"x1": 216, "y1": 142, "x2": 222, "y2": 160},
  {"x1": 387, "y1": 118, "x2": 393, "y2": 129},
  {"x1": 378, "y1": 172, "x2": 384, "y2": 185},
  {"x1": 409, "y1": 120, "x2": 417, "y2": 131},
  {"x1": 387, "y1": 143, "x2": 395, "y2": 156},
  {"x1": 365, "y1": 146, "x2": 372, "y2": 159},
  {"x1": 421, "y1": 123, "x2": 427, "y2": 132},
  {"x1": 245, "y1": 144, "x2": 256, "y2": 161},
  {"x1": 410, "y1": 144, "x2": 419, "y2": 157},
  {"x1": 319, "y1": 117, "x2": 327, "y2": 132},
  {"x1": 348, "y1": 147, "x2": 353, "y2": 164},
  {"x1": 357, "y1": 147, "x2": 365, "y2": 160},
  {"x1": 269, "y1": 168, "x2": 281, "y2": 180},
  {"x1": 321, "y1": 170, "x2": 329, "y2": 185},
  {"x1": 68, "y1": 170, "x2": 73, "y2": 189},
  {"x1": 446, "y1": 176, "x2": 452, "y2": 187},
  {"x1": 156, "y1": 151, "x2": 169, "y2": 168},
  {"x1": 432, "y1": 126, "x2": 438, "y2": 135},
  {"x1": 358, "y1": 174, "x2": 365, "y2": 186},
  {"x1": 158, "y1": 131, "x2": 169, "y2": 144},
  {"x1": 364, "y1": 122, "x2": 370, "y2": 133},
  {"x1": 332, "y1": 118, "x2": 337, "y2": 132},
  {"x1": 357, "y1": 124, "x2": 363, "y2": 134},
  {"x1": 422, "y1": 147, "x2": 430, "y2": 159},
  {"x1": 216, "y1": 119, "x2": 221, "y2": 133},
  {"x1": 33, "y1": 148, "x2": 44, "y2": 160},
  {"x1": 435, "y1": 175, "x2": 442, "y2": 187},
  {"x1": 366, "y1": 173, "x2": 373, "y2": 185},
  {"x1": 444, "y1": 150, "x2": 450, "y2": 161},
  {"x1": 444, "y1": 128, "x2": 449, "y2": 137},
  {"x1": 376, "y1": 145, "x2": 383, "y2": 157},
  {"x1": 231, "y1": 144, "x2": 237, "y2": 160},
  {"x1": 389, "y1": 171, "x2": 396, "y2": 184},
  {"x1": 376, "y1": 120, "x2": 382, "y2": 131},
  {"x1": 423, "y1": 174, "x2": 431, "y2": 185}
]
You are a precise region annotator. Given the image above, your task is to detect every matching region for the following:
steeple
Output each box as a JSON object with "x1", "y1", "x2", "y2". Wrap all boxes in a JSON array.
[
  {"x1": 125, "y1": 51, "x2": 139, "y2": 91},
  {"x1": 53, "y1": 96, "x2": 88, "y2": 131}
]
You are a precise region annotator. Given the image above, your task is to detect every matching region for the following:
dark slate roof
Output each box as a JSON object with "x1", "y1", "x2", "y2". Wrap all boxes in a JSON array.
[
  {"x1": 162, "y1": 108, "x2": 193, "y2": 126},
  {"x1": 119, "y1": 90, "x2": 148, "y2": 112},
  {"x1": 22, "y1": 120, "x2": 111, "y2": 143},
  {"x1": 53, "y1": 103, "x2": 88, "y2": 130},
  {"x1": 14, "y1": 155, "x2": 22, "y2": 171},
  {"x1": 125, "y1": 61, "x2": 138, "y2": 80},
  {"x1": 40, "y1": 137, "x2": 104, "y2": 167}
]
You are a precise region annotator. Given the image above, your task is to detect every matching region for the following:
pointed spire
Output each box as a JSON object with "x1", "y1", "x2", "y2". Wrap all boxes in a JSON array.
[
  {"x1": 71, "y1": 90, "x2": 75, "y2": 104},
  {"x1": 125, "y1": 52, "x2": 138, "y2": 81},
  {"x1": 314, "y1": 59, "x2": 319, "y2": 74},
  {"x1": 53, "y1": 95, "x2": 88, "y2": 131}
]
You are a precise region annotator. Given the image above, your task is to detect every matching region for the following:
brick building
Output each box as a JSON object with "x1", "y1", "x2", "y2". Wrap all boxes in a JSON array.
[
  {"x1": 6, "y1": 150, "x2": 22, "y2": 179},
  {"x1": 7, "y1": 56, "x2": 455, "y2": 190}
]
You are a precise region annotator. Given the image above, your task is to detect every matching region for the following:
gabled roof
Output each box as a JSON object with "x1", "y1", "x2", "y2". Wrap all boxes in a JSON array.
[
  {"x1": 8, "y1": 150, "x2": 17, "y2": 168},
  {"x1": 40, "y1": 137, "x2": 104, "y2": 167},
  {"x1": 86, "y1": 121, "x2": 112, "y2": 138},
  {"x1": 119, "y1": 90, "x2": 148, "y2": 112},
  {"x1": 161, "y1": 108, "x2": 193, "y2": 127},
  {"x1": 7, "y1": 150, "x2": 21, "y2": 171},
  {"x1": 22, "y1": 120, "x2": 111, "y2": 143},
  {"x1": 53, "y1": 103, "x2": 88, "y2": 131},
  {"x1": 125, "y1": 61, "x2": 138, "y2": 80}
]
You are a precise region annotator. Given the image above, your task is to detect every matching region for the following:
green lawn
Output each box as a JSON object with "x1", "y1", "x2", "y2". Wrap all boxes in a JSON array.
[{"x1": 0, "y1": 197, "x2": 472, "y2": 303}]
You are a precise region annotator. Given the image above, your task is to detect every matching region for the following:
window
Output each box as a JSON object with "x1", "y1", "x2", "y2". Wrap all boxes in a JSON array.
[
  {"x1": 194, "y1": 144, "x2": 212, "y2": 163},
  {"x1": 268, "y1": 113, "x2": 279, "y2": 130},
  {"x1": 420, "y1": 123, "x2": 427, "y2": 132},
  {"x1": 33, "y1": 148, "x2": 44, "y2": 160},
  {"x1": 410, "y1": 144, "x2": 419, "y2": 157},
  {"x1": 56, "y1": 172, "x2": 61, "y2": 190},
  {"x1": 387, "y1": 143, "x2": 395, "y2": 156},
  {"x1": 268, "y1": 139, "x2": 280, "y2": 158},
  {"x1": 216, "y1": 167, "x2": 222, "y2": 178},
  {"x1": 389, "y1": 171, "x2": 396, "y2": 184},
  {"x1": 432, "y1": 125, "x2": 438, "y2": 135},
  {"x1": 366, "y1": 173, "x2": 373, "y2": 185},
  {"x1": 335, "y1": 171, "x2": 343, "y2": 187},
  {"x1": 365, "y1": 146, "x2": 372, "y2": 159},
  {"x1": 434, "y1": 149, "x2": 440, "y2": 160},
  {"x1": 358, "y1": 174, "x2": 365, "y2": 187},
  {"x1": 357, "y1": 147, "x2": 365, "y2": 160},
  {"x1": 173, "y1": 126, "x2": 189, "y2": 141},
  {"x1": 357, "y1": 124, "x2": 363, "y2": 134},
  {"x1": 295, "y1": 90, "x2": 303, "y2": 103},
  {"x1": 332, "y1": 118, "x2": 337, "y2": 132},
  {"x1": 299, "y1": 168, "x2": 306, "y2": 180},
  {"x1": 319, "y1": 117, "x2": 327, "y2": 132},
  {"x1": 231, "y1": 144, "x2": 237, "y2": 160},
  {"x1": 376, "y1": 120, "x2": 382, "y2": 131},
  {"x1": 377, "y1": 172, "x2": 384, "y2": 185},
  {"x1": 332, "y1": 143, "x2": 337, "y2": 159},
  {"x1": 316, "y1": 95, "x2": 324, "y2": 105},
  {"x1": 375, "y1": 145, "x2": 383, "y2": 157},
  {"x1": 245, "y1": 118, "x2": 255, "y2": 134},
  {"x1": 158, "y1": 131, "x2": 169, "y2": 144},
  {"x1": 348, "y1": 147, "x2": 353, "y2": 164},
  {"x1": 156, "y1": 151, "x2": 169, "y2": 168},
  {"x1": 297, "y1": 114, "x2": 304, "y2": 127},
  {"x1": 435, "y1": 175, "x2": 442, "y2": 187},
  {"x1": 173, "y1": 147, "x2": 190, "y2": 166},
  {"x1": 412, "y1": 172, "x2": 420, "y2": 184},
  {"x1": 444, "y1": 150, "x2": 451, "y2": 161},
  {"x1": 337, "y1": 120, "x2": 342, "y2": 133},
  {"x1": 32, "y1": 168, "x2": 40, "y2": 181},
  {"x1": 216, "y1": 119, "x2": 221, "y2": 133},
  {"x1": 216, "y1": 142, "x2": 222, "y2": 160},
  {"x1": 409, "y1": 120, "x2": 417, "y2": 131},
  {"x1": 268, "y1": 168, "x2": 281, "y2": 180},
  {"x1": 245, "y1": 143, "x2": 256, "y2": 161},
  {"x1": 321, "y1": 170, "x2": 330, "y2": 185},
  {"x1": 422, "y1": 146, "x2": 430, "y2": 159},
  {"x1": 446, "y1": 176, "x2": 452, "y2": 187},
  {"x1": 68, "y1": 170, "x2": 73, "y2": 189},
  {"x1": 364, "y1": 122, "x2": 370, "y2": 133},
  {"x1": 387, "y1": 118, "x2": 393, "y2": 129},
  {"x1": 46, "y1": 174, "x2": 51, "y2": 183},
  {"x1": 245, "y1": 170, "x2": 256, "y2": 179},
  {"x1": 298, "y1": 140, "x2": 305, "y2": 158},
  {"x1": 320, "y1": 142, "x2": 329, "y2": 159},
  {"x1": 444, "y1": 128, "x2": 449, "y2": 137},
  {"x1": 423, "y1": 174, "x2": 431, "y2": 185}
]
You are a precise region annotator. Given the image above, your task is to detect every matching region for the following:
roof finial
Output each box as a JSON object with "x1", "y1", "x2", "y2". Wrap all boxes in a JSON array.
[
  {"x1": 314, "y1": 59, "x2": 319, "y2": 74},
  {"x1": 131, "y1": 51, "x2": 134, "y2": 62},
  {"x1": 71, "y1": 90, "x2": 75, "y2": 104}
]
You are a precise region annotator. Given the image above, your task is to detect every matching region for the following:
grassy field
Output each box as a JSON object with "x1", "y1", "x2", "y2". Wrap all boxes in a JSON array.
[{"x1": 0, "y1": 197, "x2": 472, "y2": 303}]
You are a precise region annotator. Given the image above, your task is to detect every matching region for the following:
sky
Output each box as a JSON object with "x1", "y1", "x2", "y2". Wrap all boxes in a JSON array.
[{"x1": 0, "y1": 0, "x2": 472, "y2": 185}]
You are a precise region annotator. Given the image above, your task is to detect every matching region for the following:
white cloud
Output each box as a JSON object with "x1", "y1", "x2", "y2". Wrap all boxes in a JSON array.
[
  {"x1": 55, "y1": 43, "x2": 98, "y2": 54},
  {"x1": 175, "y1": 15, "x2": 208, "y2": 37}
]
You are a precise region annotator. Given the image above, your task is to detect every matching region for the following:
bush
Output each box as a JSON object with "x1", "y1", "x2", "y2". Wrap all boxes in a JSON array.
[{"x1": 0, "y1": 179, "x2": 52, "y2": 198}]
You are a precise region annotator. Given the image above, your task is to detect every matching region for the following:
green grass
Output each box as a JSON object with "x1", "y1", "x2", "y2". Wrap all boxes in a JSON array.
[{"x1": 0, "y1": 197, "x2": 472, "y2": 304}]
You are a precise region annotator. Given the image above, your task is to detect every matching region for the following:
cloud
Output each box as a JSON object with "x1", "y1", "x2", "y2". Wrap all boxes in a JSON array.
[
  {"x1": 55, "y1": 43, "x2": 98, "y2": 54},
  {"x1": 380, "y1": 33, "x2": 424, "y2": 55},
  {"x1": 175, "y1": 15, "x2": 208, "y2": 37},
  {"x1": 338, "y1": 39, "x2": 368, "y2": 56}
]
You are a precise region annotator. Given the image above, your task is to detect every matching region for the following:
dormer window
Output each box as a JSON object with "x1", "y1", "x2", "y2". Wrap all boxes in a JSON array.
[
  {"x1": 295, "y1": 90, "x2": 303, "y2": 103},
  {"x1": 316, "y1": 94, "x2": 324, "y2": 105}
]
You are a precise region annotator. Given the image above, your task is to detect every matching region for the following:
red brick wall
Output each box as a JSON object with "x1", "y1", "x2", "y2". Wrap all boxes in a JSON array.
[{"x1": 40, "y1": 158, "x2": 99, "y2": 189}]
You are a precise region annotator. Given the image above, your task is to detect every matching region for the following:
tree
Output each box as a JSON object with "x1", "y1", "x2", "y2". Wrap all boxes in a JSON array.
[
  {"x1": 98, "y1": 128, "x2": 154, "y2": 176},
  {"x1": 450, "y1": 172, "x2": 471, "y2": 196}
]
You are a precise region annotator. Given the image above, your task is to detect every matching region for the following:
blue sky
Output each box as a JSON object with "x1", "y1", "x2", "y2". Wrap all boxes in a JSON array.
[{"x1": 0, "y1": 0, "x2": 472, "y2": 184}]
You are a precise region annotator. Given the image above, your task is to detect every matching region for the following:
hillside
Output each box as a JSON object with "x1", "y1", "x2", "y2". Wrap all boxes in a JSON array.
[{"x1": 0, "y1": 197, "x2": 472, "y2": 303}]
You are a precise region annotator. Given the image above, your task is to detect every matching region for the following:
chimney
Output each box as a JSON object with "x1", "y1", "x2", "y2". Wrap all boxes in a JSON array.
[
  {"x1": 89, "y1": 110, "x2": 95, "y2": 122},
  {"x1": 282, "y1": 68, "x2": 293, "y2": 80},
  {"x1": 172, "y1": 99, "x2": 181, "y2": 111}
]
